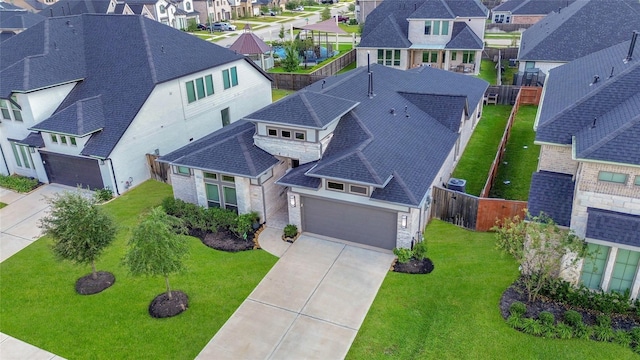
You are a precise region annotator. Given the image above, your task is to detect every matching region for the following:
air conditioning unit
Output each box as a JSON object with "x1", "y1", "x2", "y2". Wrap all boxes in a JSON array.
[{"x1": 447, "y1": 178, "x2": 466, "y2": 193}]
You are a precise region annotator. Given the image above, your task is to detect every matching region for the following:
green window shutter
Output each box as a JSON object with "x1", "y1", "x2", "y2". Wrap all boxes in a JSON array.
[
  {"x1": 186, "y1": 81, "x2": 196, "y2": 103},
  {"x1": 231, "y1": 67, "x2": 238, "y2": 86},
  {"x1": 10, "y1": 142, "x2": 22, "y2": 167},
  {"x1": 205, "y1": 75, "x2": 214, "y2": 95},
  {"x1": 223, "y1": 69, "x2": 230, "y2": 89},
  {"x1": 433, "y1": 21, "x2": 440, "y2": 35},
  {"x1": 196, "y1": 78, "x2": 205, "y2": 99},
  {"x1": 441, "y1": 21, "x2": 449, "y2": 35},
  {"x1": 580, "y1": 244, "x2": 609, "y2": 290}
]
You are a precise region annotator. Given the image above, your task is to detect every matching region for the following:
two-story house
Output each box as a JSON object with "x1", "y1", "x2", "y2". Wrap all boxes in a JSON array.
[
  {"x1": 0, "y1": 2, "x2": 45, "y2": 41},
  {"x1": 357, "y1": 0, "x2": 488, "y2": 75},
  {"x1": 193, "y1": 0, "x2": 231, "y2": 23},
  {"x1": 527, "y1": 37, "x2": 640, "y2": 298},
  {"x1": 490, "y1": 0, "x2": 575, "y2": 25},
  {"x1": 160, "y1": 64, "x2": 488, "y2": 250},
  {"x1": 0, "y1": 14, "x2": 272, "y2": 194},
  {"x1": 517, "y1": 0, "x2": 640, "y2": 75}
]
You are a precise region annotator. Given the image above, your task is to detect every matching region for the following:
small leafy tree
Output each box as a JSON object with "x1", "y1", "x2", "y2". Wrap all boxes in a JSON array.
[
  {"x1": 281, "y1": 41, "x2": 299, "y2": 72},
  {"x1": 348, "y1": 3, "x2": 355, "y2": 12},
  {"x1": 260, "y1": 5, "x2": 269, "y2": 14},
  {"x1": 285, "y1": 1, "x2": 299, "y2": 10},
  {"x1": 321, "y1": 7, "x2": 331, "y2": 21},
  {"x1": 493, "y1": 211, "x2": 587, "y2": 302},
  {"x1": 123, "y1": 207, "x2": 188, "y2": 299},
  {"x1": 40, "y1": 190, "x2": 117, "y2": 280},
  {"x1": 279, "y1": 24, "x2": 285, "y2": 40},
  {"x1": 186, "y1": 19, "x2": 198, "y2": 32}
]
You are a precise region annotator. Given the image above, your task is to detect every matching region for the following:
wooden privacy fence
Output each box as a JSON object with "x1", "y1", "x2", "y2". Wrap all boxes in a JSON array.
[
  {"x1": 485, "y1": 85, "x2": 520, "y2": 105},
  {"x1": 482, "y1": 47, "x2": 519, "y2": 61},
  {"x1": 271, "y1": 49, "x2": 356, "y2": 90},
  {"x1": 146, "y1": 153, "x2": 169, "y2": 183},
  {"x1": 431, "y1": 187, "x2": 527, "y2": 231}
]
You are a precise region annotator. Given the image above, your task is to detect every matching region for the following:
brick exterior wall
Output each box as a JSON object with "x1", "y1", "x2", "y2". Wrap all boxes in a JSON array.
[
  {"x1": 577, "y1": 162, "x2": 640, "y2": 198},
  {"x1": 537, "y1": 144, "x2": 578, "y2": 175},
  {"x1": 170, "y1": 172, "x2": 198, "y2": 204}
]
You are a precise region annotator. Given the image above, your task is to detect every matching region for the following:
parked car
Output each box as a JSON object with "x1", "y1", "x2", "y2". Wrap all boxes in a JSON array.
[
  {"x1": 212, "y1": 22, "x2": 236, "y2": 31},
  {"x1": 333, "y1": 14, "x2": 349, "y2": 23},
  {"x1": 197, "y1": 23, "x2": 210, "y2": 31},
  {"x1": 321, "y1": 0, "x2": 338, "y2": 3},
  {"x1": 294, "y1": 6, "x2": 304, "y2": 11}
]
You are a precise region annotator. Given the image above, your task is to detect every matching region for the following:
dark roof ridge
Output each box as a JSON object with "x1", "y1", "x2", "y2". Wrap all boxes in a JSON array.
[
  {"x1": 438, "y1": 0, "x2": 454, "y2": 18},
  {"x1": 172, "y1": 123, "x2": 251, "y2": 161},
  {"x1": 299, "y1": 91, "x2": 323, "y2": 127},
  {"x1": 390, "y1": 170, "x2": 419, "y2": 205},
  {"x1": 389, "y1": 13, "x2": 408, "y2": 43},
  {"x1": 356, "y1": 150, "x2": 384, "y2": 184},
  {"x1": 539, "y1": 62, "x2": 640, "y2": 133},
  {"x1": 76, "y1": 95, "x2": 101, "y2": 134},
  {"x1": 238, "y1": 129, "x2": 257, "y2": 175},
  {"x1": 577, "y1": 113, "x2": 640, "y2": 159},
  {"x1": 139, "y1": 15, "x2": 158, "y2": 83},
  {"x1": 351, "y1": 111, "x2": 375, "y2": 149}
]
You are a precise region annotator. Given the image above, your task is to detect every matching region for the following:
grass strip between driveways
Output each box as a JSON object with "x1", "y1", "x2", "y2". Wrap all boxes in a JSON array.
[
  {"x1": 452, "y1": 105, "x2": 512, "y2": 196},
  {"x1": 490, "y1": 105, "x2": 540, "y2": 200},
  {"x1": 0, "y1": 180, "x2": 277, "y2": 360},
  {"x1": 347, "y1": 220, "x2": 637, "y2": 359}
]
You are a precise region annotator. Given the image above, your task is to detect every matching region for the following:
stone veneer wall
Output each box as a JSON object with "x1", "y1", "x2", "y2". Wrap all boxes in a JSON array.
[
  {"x1": 170, "y1": 172, "x2": 198, "y2": 204},
  {"x1": 254, "y1": 136, "x2": 322, "y2": 164},
  {"x1": 537, "y1": 144, "x2": 578, "y2": 175},
  {"x1": 250, "y1": 158, "x2": 288, "y2": 223}
]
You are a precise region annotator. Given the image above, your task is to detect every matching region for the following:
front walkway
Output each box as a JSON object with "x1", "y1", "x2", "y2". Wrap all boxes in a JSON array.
[{"x1": 196, "y1": 231, "x2": 395, "y2": 359}]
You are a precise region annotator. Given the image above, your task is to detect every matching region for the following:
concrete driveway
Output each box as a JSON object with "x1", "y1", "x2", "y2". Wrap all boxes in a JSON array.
[{"x1": 196, "y1": 234, "x2": 395, "y2": 360}]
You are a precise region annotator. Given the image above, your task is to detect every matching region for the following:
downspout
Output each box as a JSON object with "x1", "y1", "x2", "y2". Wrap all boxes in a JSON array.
[
  {"x1": 106, "y1": 158, "x2": 120, "y2": 195},
  {"x1": 0, "y1": 143, "x2": 10, "y2": 175}
]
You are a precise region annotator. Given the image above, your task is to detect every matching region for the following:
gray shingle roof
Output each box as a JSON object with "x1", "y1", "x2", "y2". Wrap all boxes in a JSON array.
[
  {"x1": 0, "y1": 14, "x2": 258, "y2": 158},
  {"x1": 10, "y1": 132, "x2": 45, "y2": 148},
  {"x1": 445, "y1": 22, "x2": 483, "y2": 49},
  {"x1": 527, "y1": 171, "x2": 575, "y2": 227},
  {"x1": 43, "y1": 0, "x2": 112, "y2": 17},
  {"x1": 359, "y1": 0, "x2": 487, "y2": 50},
  {"x1": 271, "y1": 64, "x2": 488, "y2": 206},
  {"x1": 158, "y1": 120, "x2": 279, "y2": 178},
  {"x1": 494, "y1": 0, "x2": 576, "y2": 14},
  {"x1": 536, "y1": 40, "x2": 640, "y2": 166},
  {"x1": 0, "y1": 8, "x2": 45, "y2": 30},
  {"x1": 31, "y1": 95, "x2": 105, "y2": 136},
  {"x1": 276, "y1": 162, "x2": 322, "y2": 189},
  {"x1": 586, "y1": 208, "x2": 640, "y2": 247},
  {"x1": 518, "y1": 0, "x2": 640, "y2": 62},
  {"x1": 244, "y1": 90, "x2": 359, "y2": 129}
]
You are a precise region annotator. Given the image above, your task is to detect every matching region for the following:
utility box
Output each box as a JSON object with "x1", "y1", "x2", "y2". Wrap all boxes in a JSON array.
[{"x1": 447, "y1": 178, "x2": 467, "y2": 193}]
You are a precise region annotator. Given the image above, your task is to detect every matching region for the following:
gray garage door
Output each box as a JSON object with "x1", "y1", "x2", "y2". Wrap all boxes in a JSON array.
[
  {"x1": 301, "y1": 196, "x2": 397, "y2": 249},
  {"x1": 40, "y1": 152, "x2": 104, "y2": 190}
]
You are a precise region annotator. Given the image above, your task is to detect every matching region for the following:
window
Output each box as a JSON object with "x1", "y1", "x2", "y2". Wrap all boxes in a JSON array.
[
  {"x1": 377, "y1": 49, "x2": 401, "y2": 67},
  {"x1": 11, "y1": 96, "x2": 22, "y2": 122},
  {"x1": 186, "y1": 2, "x2": 191, "y2": 10},
  {"x1": 221, "y1": 107, "x2": 230, "y2": 126},
  {"x1": 598, "y1": 171, "x2": 627, "y2": 184},
  {"x1": 349, "y1": 185, "x2": 368, "y2": 196},
  {"x1": 580, "y1": 243, "x2": 609, "y2": 290},
  {"x1": 222, "y1": 175, "x2": 234, "y2": 182},
  {"x1": 0, "y1": 97, "x2": 22, "y2": 121},
  {"x1": 160, "y1": 5, "x2": 165, "y2": 13},
  {"x1": 175, "y1": 166, "x2": 190, "y2": 175},
  {"x1": 186, "y1": 75, "x2": 214, "y2": 104},
  {"x1": 206, "y1": 183, "x2": 220, "y2": 208},
  {"x1": 10, "y1": 142, "x2": 32, "y2": 169},
  {"x1": 422, "y1": 51, "x2": 438, "y2": 63},
  {"x1": 51, "y1": 134, "x2": 58, "y2": 144},
  {"x1": 525, "y1": 61, "x2": 535, "y2": 69},
  {"x1": 635, "y1": 176, "x2": 640, "y2": 186},
  {"x1": 267, "y1": 128, "x2": 278, "y2": 137},
  {"x1": 70, "y1": 137, "x2": 77, "y2": 146},
  {"x1": 424, "y1": 20, "x2": 449, "y2": 35},
  {"x1": 223, "y1": 66, "x2": 238, "y2": 89},
  {"x1": 10, "y1": 142, "x2": 21, "y2": 167},
  {"x1": 204, "y1": 172, "x2": 217, "y2": 179},
  {"x1": 295, "y1": 131, "x2": 305, "y2": 140},
  {"x1": 462, "y1": 51, "x2": 475, "y2": 64},
  {"x1": 281, "y1": 130, "x2": 291, "y2": 138},
  {"x1": 451, "y1": 51, "x2": 457, "y2": 61},
  {"x1": 223, "y1": 186, "x2": 237, "y2": 212},
  {"x1": 0, "y1": 100, "x2": 10, "y2": 120},
  {"x1": 327, "y1": 181, "x2": 345, "y2": 191},
  {"x1": 60, "y1": 136, "x2": 67, "y2": 145},
  {"x1": 609, "y1": 249, "x2": 640, "y2": 294}
]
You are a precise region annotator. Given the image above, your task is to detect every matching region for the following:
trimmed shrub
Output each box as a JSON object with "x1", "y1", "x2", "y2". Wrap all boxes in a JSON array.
[
  {"x1": 0, "y1": 174, "x2": 39, "y2": 193},
  {"x1": 613, "y1": 329, "x2": 632, "y2": 347},
  {"x1": 509, "y1": 301, "x2": 527, "y2": 317},
  {"x1": 555, "y1": 322, "x2": 573, "y2": 339},
  {"x1": 630, "y1": 327, "x2": 640, "y2": 344},
  {"x1": 506, "y1": 314, "x2": 524, "y2": 329},
  {"x1": 538, "y1": 311, "x2": 555, "y2": 327},
  {"x1": 521, "y1": 318, "x2": 543, "y2": 336},
  {"x1": 393, "y1": 248, "x2": 413, "y2": 263},
  {"x1": 284, "y1": 224, "x2": 298, "y2": 238},
  {"x1": 563, "y1": 310, "x2": 583, "y2": 328},
  {"x1": 596, "y1": 314, "x2": 612, "y2": 327},
  {"x1": 94, "y1": 188, "x2": 114, "y2": 203},
  {"x1": 593, "y1": 324, "x2": 614, "y2": 342},
  {"x1": 413, "y1": 241, "x2": 428, "y2": 260},
  {"x1": 231, "y1": 213, "x2": 253, "y2": 239},
  {"x1": 574, "y1": 323, "x2": 592, "y2": 340}
]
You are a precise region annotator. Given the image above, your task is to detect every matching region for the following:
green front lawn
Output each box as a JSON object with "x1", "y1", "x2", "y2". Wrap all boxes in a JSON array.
[
  {"x1": 347, "y1": 220, "x2": 637, "y2": 359},
  {"x1": 452, "y1": 105, "x2": 512, "y2": 196},
  {"x1": 489, "y1": 105, "x2": 540, "y2": 200},
  {"x1": 0, "y1": 180, "x2": 277, "y2": 359}
]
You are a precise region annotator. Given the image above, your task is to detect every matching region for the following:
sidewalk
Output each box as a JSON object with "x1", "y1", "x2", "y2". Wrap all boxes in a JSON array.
[{"x1": 1, "y1": 185, "x2": 70, "y2": 360}]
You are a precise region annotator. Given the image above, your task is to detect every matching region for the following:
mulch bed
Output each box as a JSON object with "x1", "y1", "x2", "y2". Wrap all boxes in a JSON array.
[
  {"x1": 149, "y1": 291, "x2": 189, "y2": 318},
  {"x1": 190, "y1": 228, "x2": 257, "y2": 252},
  {"x1": 392, "y1": 258, "x2": 434, "y2": 274},
  {"x1": 500, "y1": 280, "x2": 640, "y2": 331},
  {"x1": 75, "y1": 271, "x2": 115, "y2": 295}
]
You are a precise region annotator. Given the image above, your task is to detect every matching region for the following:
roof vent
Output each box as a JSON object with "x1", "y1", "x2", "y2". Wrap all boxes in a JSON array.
[
  {"x1": 608, "y1": 66, "x2": 615, "y2": 78},
  {"x1": 590, "y1": 75, "x2": 599, "y2": 85},
  {"x1": 624, "y1": 30, "x2": 638, "y2": 63},
  {"x1": 590, "y1": 117, "x2": 597, "y2": 129},
  {"x1": 390, "y1": 108, "x2": 395, "y2": 115},
  {"x1": 404, "y1": 105, "x2": 409, "y2": 118}
]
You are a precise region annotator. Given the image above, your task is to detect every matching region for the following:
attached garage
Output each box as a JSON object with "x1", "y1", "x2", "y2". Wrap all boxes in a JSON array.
[
  {"x1": 40, "y1": 152, "x2": 104, "y2": 189},
  {"x1": 301, "y1": 196, "x2": 397, "y2": 249}
]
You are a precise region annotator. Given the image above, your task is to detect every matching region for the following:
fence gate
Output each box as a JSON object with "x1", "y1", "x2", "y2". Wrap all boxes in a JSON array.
[
  {"x1": 146, "y1": 154, "x2": 169, "y2": 183},
  {"x1": 430, "y1": 187, "x2": 478, "y2": 231}
]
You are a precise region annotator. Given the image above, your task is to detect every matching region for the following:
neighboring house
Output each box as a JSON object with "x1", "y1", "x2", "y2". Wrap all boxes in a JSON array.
[
  {"x1": 9, "y1": 0, "x2": 50, "y2": 13},
  {"x1": 357, "y1": 0, "x2": 488, "y2": 75},
  {"x1": 0, "y1": 2, "x2": 45, "y2": 41},
  {"x1": 527, "y1": 37, "x2": 640, "y2": 298},
  {"x1": 193, "y1": 0, "x2": 231, "y2": 23},
  {"x1": 355, "y1": 0, "x2": 382, "y2": 24},
  {"x1": 490, "y1": 0, "x2": 575, "y2": 24},
  {"x1": 517, "y1": 0, "x2": 640, "y2": 75},
  {"x1": 161, "y1": 64, "x2": 488, "y2": 250},
  {"x1": 0, "y1": 14, "x2": 272, "y2": 194}
]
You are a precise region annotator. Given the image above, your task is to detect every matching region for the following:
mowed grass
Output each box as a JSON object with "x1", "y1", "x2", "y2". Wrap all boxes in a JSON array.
[
  {"x1": 452, "y1": 105, "x2": 512, "y2": 196},
  {"x1": 477, "y1": 59, "x2": 498, "y2": 85},
  {"x1": 272, "y1": 88, "x2": 295, "y2": 101},
  {"x1": 0, "y1": 180, "x2": 277, "y2": 360},
  {"x1": 490, "y1": 105, "x2": 541, "y2": 200},
  {"x1": 347, "y1": 220, "x2": 637, "y2": 359}
]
